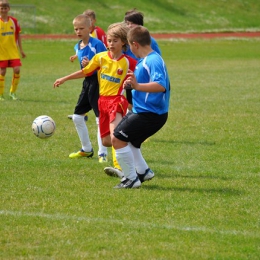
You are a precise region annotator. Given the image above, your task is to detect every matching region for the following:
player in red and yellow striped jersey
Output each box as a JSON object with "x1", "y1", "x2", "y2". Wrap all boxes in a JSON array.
[
  {"x1": 0, "y1": 0, "x2": 26, "y2": 100},
  {"x1": 83, "y1": 9, "x2": 107, "y2": 48},
  {"x1": 54, "y1": 23, "x2": 137, "y2": 177}
]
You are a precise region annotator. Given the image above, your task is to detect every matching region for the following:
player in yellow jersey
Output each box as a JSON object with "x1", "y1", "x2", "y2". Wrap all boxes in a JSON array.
[
  {"x1": 53, "y1": 23, "x2": 137, "y2": 178},
  {"x1": 0, "y1": 0, "x2": 26, "y2": 101}
]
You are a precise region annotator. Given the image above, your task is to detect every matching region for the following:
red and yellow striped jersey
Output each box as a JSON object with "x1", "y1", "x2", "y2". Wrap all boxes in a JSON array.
[
  {"x1": 82, "y1": 51, "x2": 137, "y2": 96},
  {"x1": 0, "y1": 16, "x2": 21, "y2": 60}
]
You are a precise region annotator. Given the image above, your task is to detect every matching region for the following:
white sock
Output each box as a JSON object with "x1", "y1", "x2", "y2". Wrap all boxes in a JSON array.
[
  {"x1": 116, "y1": 145, "x2": 136, "y2": 180},
  {"x1": 129, "y1": 143, "x2": 148, "y2": 174},
  {"x1": 73, "y1": 114, "x2": 92, "y2": 152},
  {"x1": 96, "y1": 117, "x2": 107, "y2": 156}
]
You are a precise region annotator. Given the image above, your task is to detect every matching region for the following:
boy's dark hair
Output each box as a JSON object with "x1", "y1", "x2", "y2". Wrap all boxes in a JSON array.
[
  {"x1": 124, "y1": 9, "x2": 144, "y2": 26},
  {"x1": 127, "y1": 26, "x2": 151, "y2": 47}
]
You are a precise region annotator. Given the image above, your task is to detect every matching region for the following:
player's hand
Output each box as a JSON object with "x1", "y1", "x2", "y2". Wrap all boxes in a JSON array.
[
  {"x1": 70, "y1": 55, "x2": 77, "y2": 62},
  {"x1": 81, "y1": 57, "x2": 89, "y2": 67},
  {"x1": 124, "y1": 70, "x2": 138, "y2": 89},
  {"x1": 21, "y1": 51, "x2": 26, "y2": 58},
  {"x1": 53, "y1": 78, "x2": 65, "y2": 88}
]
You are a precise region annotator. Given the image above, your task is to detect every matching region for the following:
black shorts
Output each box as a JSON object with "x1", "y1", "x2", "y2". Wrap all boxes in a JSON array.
[
  {"x1": 114, "y1": 111, "x2": 168, "y2": 148},
  {"x1": 74, "y1": 74, "x2": 99, "y2": 117}
]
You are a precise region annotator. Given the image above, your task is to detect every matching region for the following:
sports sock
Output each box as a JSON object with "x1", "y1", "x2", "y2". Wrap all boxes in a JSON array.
[
  {"x1": 129, "y1": 143, "x2": 148, "y2": 174},
  {"x1": 96, "y1": 117, "x2": 107, "y2": 155},
  {"x1": 112, "y1": 146, "x2": 122, "y2": 170},
  {"x1": 0, "y1": 75, "x2": 5, "y2": 95},
  {"x1": 115, "y1": 145, "x2": 136, "y2": 180},
  {"x1": 73, "y1": 114, "x2": 92, "y2": 152},
  {"x1": 10, "y1": 73, "x2": 20, "y2": 93}
]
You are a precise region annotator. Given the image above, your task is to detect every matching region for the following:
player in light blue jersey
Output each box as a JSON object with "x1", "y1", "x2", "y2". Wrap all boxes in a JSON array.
[
  {"x1": 62, "y1": 14, "x2": 107, "y2": 162},
  {"x1": 132, "y1": 52, "x2": 170, "y2": 114},
  {"x1": 112, "y1": 26, "x2": 170, "y2": 189}
]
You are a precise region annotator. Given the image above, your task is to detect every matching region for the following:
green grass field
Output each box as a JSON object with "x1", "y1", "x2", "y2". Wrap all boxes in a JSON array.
[
  {"x1": 0, "y1": 38, "x2": 259, "y2": 259},
  {"x1": 9, "y1": 0, "x2": 260, "y2": 34}
]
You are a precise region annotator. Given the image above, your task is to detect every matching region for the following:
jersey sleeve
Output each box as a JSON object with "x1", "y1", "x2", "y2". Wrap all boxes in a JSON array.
[{"x1": 82, "y1": 52, "x2": 103, "y2": 76}]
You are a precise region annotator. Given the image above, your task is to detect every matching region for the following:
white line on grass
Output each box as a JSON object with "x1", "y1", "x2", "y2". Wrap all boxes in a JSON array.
[{"x1": 0, "y1": 210, "x2": 258, "y2": 238}]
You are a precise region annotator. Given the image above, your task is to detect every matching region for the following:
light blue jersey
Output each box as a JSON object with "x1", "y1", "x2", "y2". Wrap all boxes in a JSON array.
[
  {"x1": 132, "y1": 51, "x2": 170, "y2": 114},
  {"x1": 74, "y1": 37, "x2": 107, "y2": 69}
]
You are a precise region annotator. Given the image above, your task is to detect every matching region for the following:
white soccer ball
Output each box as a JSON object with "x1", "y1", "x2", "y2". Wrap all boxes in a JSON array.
[{"x1": 32, "y1": 115, "x2": 56, "y2": 139}]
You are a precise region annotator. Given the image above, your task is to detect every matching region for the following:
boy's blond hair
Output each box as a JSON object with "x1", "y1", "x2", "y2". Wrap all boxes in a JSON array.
[
  {"x1": 107, "y1": 22, "x2": 129, "y2": 52},
  {"x1": 73, "y1": 14, "x2": 91, "y2": 27}
]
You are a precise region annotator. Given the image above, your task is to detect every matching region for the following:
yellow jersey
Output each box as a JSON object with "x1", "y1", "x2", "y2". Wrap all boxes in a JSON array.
[
  {"x1": 82, "y1": 51, "x2": 137, "y2": 96},
  {"x1": 0, "y1": 16, "x2": 21, "y2": 60}
]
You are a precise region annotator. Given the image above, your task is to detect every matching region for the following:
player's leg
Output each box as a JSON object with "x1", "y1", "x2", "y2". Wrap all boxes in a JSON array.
[
  {"x1": 112, "y1": 112, "x2": 141, "y2": 188},
  {"x1": 96, "y1": 117, "x2": 108, "y2": 163},
  {"x1": 128, "y1": 142, "x2": 154, "y2": 183},
  {"x1": 69, "y1": 79, "x2": 94, "y2": 158},
  {"x1": 0, "y1": 64, "x2": 7, "y2": 100},
  {"x1": 89, "y1": 75, "x2": 108, "y2": 162},
  {"x1": 113, "y1": 141, "x2": 141, "y2": 189},
  {"x1": 103, "y1": 148, "x2": 124, "y2": 178},
  {"x1": 9, "y1": 60, "x2": 22, "y2": 100},
  {"x1": 103, "y1": 97, "x2": 128, "y2": 178}
]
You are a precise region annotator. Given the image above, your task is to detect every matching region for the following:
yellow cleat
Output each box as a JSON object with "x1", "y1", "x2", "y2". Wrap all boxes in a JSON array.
[{"x1": 69, "y1": 149, "x2": 94, "y2": 158}]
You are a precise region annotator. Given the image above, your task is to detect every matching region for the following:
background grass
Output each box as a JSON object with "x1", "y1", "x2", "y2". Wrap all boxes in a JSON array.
[
  {"x1": 1, "y1": 1, "x2": 260, "y2": 258},
  {"x1": 9, "y1": 0, "x2": 260, "y2": 34},
  {"x1": 0, "y1": 37, "x2": 260, "y2": 259}
]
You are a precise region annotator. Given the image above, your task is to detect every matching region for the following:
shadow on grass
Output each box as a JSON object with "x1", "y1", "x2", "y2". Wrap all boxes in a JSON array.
[
  {"x1": 143, "y1": 184, "x2": 243, "y2": 195},
  {"x1": 158, "y1": 173, "x2": 233, "y2": 181},
  {"x1": 152, "y1": 138, "x2": 216, "y2": 146}
]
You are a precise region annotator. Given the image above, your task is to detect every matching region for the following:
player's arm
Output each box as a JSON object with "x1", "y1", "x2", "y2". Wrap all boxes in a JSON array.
[
  {"x1": 124, "y1": 70, "x2": 165, "y2": 93},
  {"x1": 53, "y1": 70, "x2": 86, "y2": 88},
  {"x1": 17, "y1": 34, "x2": 26, "y2": 58}
]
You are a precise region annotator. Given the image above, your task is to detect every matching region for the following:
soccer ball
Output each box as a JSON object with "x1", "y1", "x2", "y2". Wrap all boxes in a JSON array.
[{"x1": 32, "y1": 115, "x2": 56, "y2": 139}]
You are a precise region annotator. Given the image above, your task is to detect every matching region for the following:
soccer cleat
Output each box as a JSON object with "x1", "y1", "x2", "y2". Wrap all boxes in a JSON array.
[
  {"x1": 98, "y1": 153, "x2": 108, "y2": 163},
  {"x1": 104, "y1": 167, "x2": 124, "y2": 178},
  {"x1": 137, "y1": 168, "x2": 154, "y2": 183},
  {"x1": 114, "y1": 176, "x2": 141, "y2": 189},
  {"x1": 0, "y1": 95, "x2": 4, "y2": 101},
  {"x1": 68, "y1": 114, "x2": 88, "y2": 121},
  {"x1": 69, "y1": 148, "x2": 94, "y2": 158},
  {"x1": 9, "y1": 92, "x2": 18, "y2": 100}
]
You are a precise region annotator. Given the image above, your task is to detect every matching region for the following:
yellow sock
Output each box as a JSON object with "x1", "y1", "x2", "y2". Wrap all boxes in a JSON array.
[
  {"x1": 10, "y1": 73, "x2": 20, "y2": 93},
  {"x1": 0, "y1": 75, "x2": 5, "y2": 95},
  {"x1": 112, "y1": 146, "x2": 122, "y2": 170}
]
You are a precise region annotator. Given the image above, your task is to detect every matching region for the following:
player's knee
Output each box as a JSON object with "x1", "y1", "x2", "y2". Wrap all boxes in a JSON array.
[
  {"x1": 111, "y1": 136, "x2": 126, "y2": 149},
  {"x1": 72, "y1": 114, "x2": 84, "y2": 125},
  {"x1": 13, "y1": 67, "x2": 20, "y2": 74}
]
